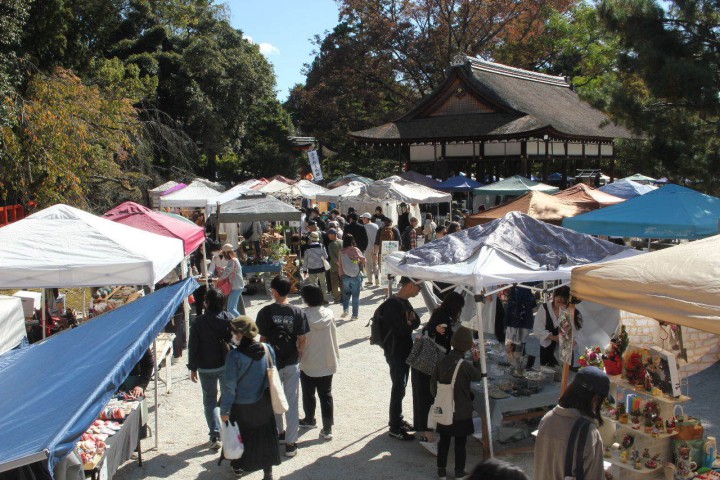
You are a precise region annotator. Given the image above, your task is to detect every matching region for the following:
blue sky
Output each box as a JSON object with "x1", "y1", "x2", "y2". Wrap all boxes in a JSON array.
[{"x1": 225, "y1": 0, "x2": 341, "y2": 101}]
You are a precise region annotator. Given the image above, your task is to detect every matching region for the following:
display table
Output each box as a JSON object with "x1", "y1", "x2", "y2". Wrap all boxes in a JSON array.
[
  {"x1": 84, "y1": 398, "x2": 146, "y2": 480},
  {"x1": 241, "y1": 263, "x2": 284, "y2": 293},
  {"x1": 154, "y1": 333, "x2": 175, "y2": 394},
  {"x1": 471, "y1": 380, "x2": 561, "y2": 458}
]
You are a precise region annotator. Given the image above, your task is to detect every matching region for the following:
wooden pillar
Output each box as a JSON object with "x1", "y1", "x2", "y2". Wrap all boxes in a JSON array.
[
  {"x1": 562, "y1": 141, "x2": 569, "y2": 189},
  {"x1": 521, "y1": 141, "x2": 528, "y2": 177},
  {"x1": 474, "y1": 142, "x2": 482, "y2": 182},
  {"x1": 609, "y1": 145, "x2": 616, "y2": 182},
  {"x1": 543, "y1": 139, "x2": 549, "y2": 182},
  {"x1": 440, "y1": 142, "x2": 448, "y2": 180}
]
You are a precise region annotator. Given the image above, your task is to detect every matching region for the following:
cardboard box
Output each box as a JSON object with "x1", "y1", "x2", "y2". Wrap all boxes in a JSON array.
[
  {"x1": 649, "y1": 346, "x2": 681, "y2": 397},
  {"x1": 13, "y1": 291, "x2": 42, "y2": 319}
]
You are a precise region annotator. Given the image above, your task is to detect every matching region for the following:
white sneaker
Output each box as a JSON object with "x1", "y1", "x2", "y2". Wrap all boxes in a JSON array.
[
  {"x1": 419, "y1": 440, "x2": 438, "y2": 456},
  {"x1": 341, "y1": 310, "x2": 349, "y2": 318},
  {"x1": 351, "y1": 315, "x2": 358, "y2": 321},
  {"x1": 210, "y1": 439, "x2": 221, "y2": 450}
]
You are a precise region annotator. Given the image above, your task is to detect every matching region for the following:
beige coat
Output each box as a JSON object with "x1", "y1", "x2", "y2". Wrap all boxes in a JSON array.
[{"x1": 534, "y1": 406, "x2": 604, "y2": 480}]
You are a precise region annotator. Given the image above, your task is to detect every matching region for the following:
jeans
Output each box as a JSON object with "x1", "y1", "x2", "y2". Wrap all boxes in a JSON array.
[
  {"x1": 300, "y1": 372, "x2": 334, "y2": 429},
  {"x1": 275, "y1": 363, "x2": 300, "y2": 444},
  {"x1": 227, "y1": 288, "x2": 246, "y2": 317},
  {"x1": 385, "y1": 354, "x2": 410, "y2": 430},
  {"x1": 342, "y1": 275, "x2": 362, "y2": 317},
  {"x1": 307, "y1": 272, "x2": 328, "y2": 301},
  {"x1": 198, "y1": 368, "x2": 225, "y2": 439},
  {"x1": 437, "y1": 434, "x2": 467, "y2": 473}
]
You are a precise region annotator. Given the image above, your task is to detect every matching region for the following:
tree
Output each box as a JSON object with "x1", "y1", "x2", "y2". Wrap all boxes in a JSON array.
[
  {"x1": 0, "y1": 68, "x2": 144, "y2": 210},
  {"x1": 0, "y1": 0, "x2": 31, "y2": 126},
  {"x1": 596, "y1": 0, "x2": 720, "y2": 191}
]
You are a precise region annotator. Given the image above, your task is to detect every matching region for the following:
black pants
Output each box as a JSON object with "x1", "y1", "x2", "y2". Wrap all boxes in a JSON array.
[
  {"x1": 385, "y1": 354, "x2": 410, "y2": 430},
  {"x1": 437, "y1": 434, "x2": 467, "y2": 474},
  {"x1": 300, "y1": 372, "x2": 334, "y2": 428}
]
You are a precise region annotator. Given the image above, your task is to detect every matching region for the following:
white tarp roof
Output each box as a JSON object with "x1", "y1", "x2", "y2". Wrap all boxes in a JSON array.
[
  {"x1": 346, "y1": 175, "x2": 452, "y2": 204},
  {"x1": 159, "y1": 181, "x2": 223, "y2": 208},
  {"x1": 315, "y1": 181, "x2": 366, "y2": 203},
  {"x1": 205, "y1": 184, "x2": 254, "y2": 211},
  {"x1": 0, "y1": 296, "x2": 26, "y2": 356},
  {"x1": 192, "y1": 177, "x2": 225, "y2": 192},
  {"x1": 0, "y1": 204, "x2": 184, "y2": 288},
  {"x1": 259, "y1": 179, "x2": 297, "y2": 194},
  {"x1": 289, "y1": 180, "x2": 328, "y2": 198},
  {"x1": 386, "y1": 212, "x2": 640, "y2": 293},
  {"x1": 148, "y1": 181, "x2": 179, "y2": 193}
]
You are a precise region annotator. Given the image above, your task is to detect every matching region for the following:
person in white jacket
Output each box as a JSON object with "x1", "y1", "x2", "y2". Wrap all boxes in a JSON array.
[{"x1": 298, "y1": 284, "x2": 339, "y2": 440}]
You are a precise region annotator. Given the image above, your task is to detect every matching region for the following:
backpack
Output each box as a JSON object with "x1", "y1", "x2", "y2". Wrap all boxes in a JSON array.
[
  {"x1": 242, "y1": 222, "x2": 254, "y2": 240},
  {"x1": 380, "y1": 226, "x2": 395, "y2": 242},
  {"x1": 367, "y1": 300, "x2": 394, "y2": 348},
  {"x1": 268, "y1": 326, "x2": 295, "y2": 362}
]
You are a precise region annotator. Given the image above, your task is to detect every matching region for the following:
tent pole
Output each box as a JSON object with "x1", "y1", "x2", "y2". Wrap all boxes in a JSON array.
[
  {"x1": 41, "y1": 289, "x2": 46, "y2": 339},
  {"x1": 475, "y1": 295, "x2": 494, "y2": 458},
  {"x1": 201, "y1": 242, "x2": 209, "y2": 289},
  {"x1": 153, "y1": 338, "x2": 159, "y2": 450},
  {"x1": 181, "y1": 257, "x2": 189, "y2": 356},
  {"x1": 82, "y1": 288, "x2": 86, "y2": 320}
]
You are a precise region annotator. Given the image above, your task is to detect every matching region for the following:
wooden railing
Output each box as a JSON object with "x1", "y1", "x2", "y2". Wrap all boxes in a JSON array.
[{"x1": 0, "y1": 205, "x2": 25, "y2": 226}]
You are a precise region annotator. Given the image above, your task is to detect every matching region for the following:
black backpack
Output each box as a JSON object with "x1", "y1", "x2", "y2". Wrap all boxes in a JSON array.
[
  {"x1": 367, "y1": 299, "x2": 394, "y2": 348},
  {"x1": 268, "y1": 325, "x2": 295, "y2": 361}
]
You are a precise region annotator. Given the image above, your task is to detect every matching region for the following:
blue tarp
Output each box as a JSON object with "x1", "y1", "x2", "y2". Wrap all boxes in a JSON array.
[
  {"x1": 435, "y1": 175, "x2": 484, "y2": 192},
  {"x1": 0, "y1": 278, "x2": 198, "y2": 475},
  {"x1": 598, "y1": 179, "x2": 656, "y2": 199},
  {"x1": 563, "y1": 184, "x2": 720, "y2": 239}
]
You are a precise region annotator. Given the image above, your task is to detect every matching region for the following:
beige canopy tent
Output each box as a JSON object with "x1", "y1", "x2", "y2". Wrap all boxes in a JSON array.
[
  {"x1": 465, "y1": 190, "x2": 583, "y2": 227},
  {"x1": 571, "y1": 235, "x2": 720, "y2": 334}
]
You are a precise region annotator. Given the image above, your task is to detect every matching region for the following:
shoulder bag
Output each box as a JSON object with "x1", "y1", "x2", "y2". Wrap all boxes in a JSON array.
[
  {"x1": 563, "y1": 416, "x2": 593, "y2": 480},
  {"x1": 217, "y1": 262, "x2": 236, "y2": 296},
  {"x1": 429, "y1": 358, "x2": 463, "y2": 427},
  {"x1": 406, "y1": 332, "x2": 446, "y2": 376},
  {"x1": 262, "y1": 343, "x2": 288, "y2": 414}
]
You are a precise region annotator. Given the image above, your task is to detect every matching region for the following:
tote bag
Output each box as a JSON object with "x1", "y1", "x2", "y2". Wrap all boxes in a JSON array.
[
  {"x1": 217, "y1": 263, "x2": 235, "y2": 296},
  {"x1": 262, "y1": 343, "x2": 288, "y2": 414},
  {"x1": 406, "y1": 333, "x2": 445, "y2": 376},
  {"x1": 429, "y1": 359, "x2": 463, "y2": 427}
]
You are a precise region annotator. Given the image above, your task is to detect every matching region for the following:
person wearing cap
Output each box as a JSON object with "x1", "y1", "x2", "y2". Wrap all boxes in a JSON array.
[
  {"x1": 220, "y1": 316, "x2": 281, "y2": 479},
  {"x1": 360, "y1": 212, "x2": 380, "y2": 286},
  {"x1": 325, "y1": 228, "x2": 343, "y2": 303},
  {"x1": 534, "y1": 366, "x2": 611, "y2": 480},
  {"x1": 215, "y1": 244, "x2": 246, "y2": 317},
  {"x1": 378, "y1": 276, "x2": 421, "y2": 440},
  {"x1": 302, "y1": 231, "x2": 330, "y2": 304},
  {"x1": 343, "y1": 212, "x2": 368, "y2": 252},
  {"x1": 430, "y1": 327, "x2": 483, "y2": 480}
]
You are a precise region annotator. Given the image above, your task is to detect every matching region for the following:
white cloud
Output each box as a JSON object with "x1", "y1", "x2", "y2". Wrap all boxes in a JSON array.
[
  {"x1": 259, "y1": 42, "x2": 280, "y2": 56},
  {"x1": 245, "y1": 35, "x2": 254, "y2": 44}
]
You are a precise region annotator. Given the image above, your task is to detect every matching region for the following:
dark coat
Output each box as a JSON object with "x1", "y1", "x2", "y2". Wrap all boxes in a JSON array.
[{"x1": 187, "y1": 309, "x2": 234, "y2": 371}]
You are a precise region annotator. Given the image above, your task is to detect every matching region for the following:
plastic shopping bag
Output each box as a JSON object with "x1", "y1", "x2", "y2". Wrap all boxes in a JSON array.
[{"x1": 220, "y1": 420, "x2": 244, "y2": 460}]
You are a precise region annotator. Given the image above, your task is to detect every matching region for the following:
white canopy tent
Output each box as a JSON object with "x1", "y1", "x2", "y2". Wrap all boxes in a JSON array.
[
  {"x1": 204, "y1": 184, "x2": 254, "y2": 213},
  {"x1": 0, "y1": 296, "x2": 26, "y2": 356},
  {"x1": 159, "y1": 180, "x2": 223, "y2": 208},
  {"x1": 275, "y1": 179, "x2": 328, "y2": 199},
  {"x1": 339, "y1": 175, "x2": 452, "y2": 224},
  {"x1": 259, "y1": 178, "x2": 297, "y2": 195},
  {"x1": 0, "y1": 204, "x2": 184, "y2": 288},
  {"x1": 192, "y1": 177, "x2": 225, "y2": 192},
  {"x1": 315, "y1": 181, "x2": 366, "y2": 203},
  {"x1": 386, "y1": 212, "x2": 641, "y2": 456},
  {"x1": 148, "y1": 181, "x2": 179, "y2": 209}
]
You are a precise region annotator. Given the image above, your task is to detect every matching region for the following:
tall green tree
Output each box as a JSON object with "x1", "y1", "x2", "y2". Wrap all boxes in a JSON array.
[{"x1": 0, "y1": 0, "x2": 31, "y2": 126}]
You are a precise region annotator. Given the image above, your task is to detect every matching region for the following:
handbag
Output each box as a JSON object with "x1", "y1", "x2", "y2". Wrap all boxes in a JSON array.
[
  {"x1": 429, "y1": 358, "x2": 463, "y2": 427},
  {"x1": 406, "y1": 333, "x2": 445, "y2": 376},
  {"x1": 262, "y1": 343, "x2": 288, "y2": 414},
  {"x1": 322, "y1": 257, "x2": 331, "y2": 271},
  {"x1": 220, "y1": 420, "x2": 244, "y2": 459},
  {"x1": 673, "y1": 405, "x2": 704, "y2": 440},
  {"x1": 217, "y1": 263, "x2": 236, "y2": 296}
]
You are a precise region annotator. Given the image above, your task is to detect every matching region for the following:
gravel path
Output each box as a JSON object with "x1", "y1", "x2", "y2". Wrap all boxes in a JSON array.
[{"x1": 113, "y1": 285, "x2": 523, "y2": 480}]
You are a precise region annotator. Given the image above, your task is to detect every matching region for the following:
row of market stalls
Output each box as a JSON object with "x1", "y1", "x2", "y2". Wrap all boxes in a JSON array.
[{"x1": 0, "y1": 203, "x2": 203, "y2": 478}]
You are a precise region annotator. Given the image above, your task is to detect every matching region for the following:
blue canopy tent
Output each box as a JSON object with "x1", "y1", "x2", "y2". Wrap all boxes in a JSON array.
[
  {"x1": 597, "y1": 179, "x2": 656, "y2": 199},
  {"x1": 435, "y1": 175, "x2": 484, "y2": 192},
  {"x1": 0, "y1": 278, "x2": 198, "y2": 477},
  {"x1": 563, "y1": 184, "x2": 720, "y2": 239}
]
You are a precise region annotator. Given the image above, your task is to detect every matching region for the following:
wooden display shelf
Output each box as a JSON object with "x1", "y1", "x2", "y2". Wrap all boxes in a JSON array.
[
  {"x1": 608, "y1": 375, "x2": 690, "y2": 404},
  {"x1": 605, "y1": 417, "x2": 678, "y2": 440},
  {"x1": 605, "y1": 455, "x2": 662, "y2": 475}
]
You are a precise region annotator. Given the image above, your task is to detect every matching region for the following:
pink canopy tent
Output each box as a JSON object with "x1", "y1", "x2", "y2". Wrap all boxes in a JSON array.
[{"x1": 104, "y1": 201, "x2": 205, "y2": 256}]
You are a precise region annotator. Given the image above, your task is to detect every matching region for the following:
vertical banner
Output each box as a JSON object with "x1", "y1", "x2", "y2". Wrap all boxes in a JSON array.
[{"x1": 308, "y1": 150, "x2": 323, "y2": 181}]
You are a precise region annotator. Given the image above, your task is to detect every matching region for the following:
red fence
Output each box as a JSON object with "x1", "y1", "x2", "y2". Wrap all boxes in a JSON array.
[{"x1": 0, "y1": 205, "x2": 25, "y2": 226}]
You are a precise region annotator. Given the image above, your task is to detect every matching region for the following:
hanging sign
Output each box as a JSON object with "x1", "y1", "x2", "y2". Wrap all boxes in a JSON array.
[{"x1": 308, "y1": 150, "x2": 323, "y2": 181}]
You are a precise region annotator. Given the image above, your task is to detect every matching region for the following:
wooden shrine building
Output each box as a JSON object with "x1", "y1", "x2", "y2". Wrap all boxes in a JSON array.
[{"x1": 349, "y1": 56, "x2": 633, "y2": 185}]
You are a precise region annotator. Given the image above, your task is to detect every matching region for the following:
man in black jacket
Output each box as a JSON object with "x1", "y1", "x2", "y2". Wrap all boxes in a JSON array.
[
  {"x1": 380, "y1": 276, "x2": 421, "y2": 440},
  {"x1": 187, "y1": 288, "x2": 234, "y2": 449},
  {"x1": 343, "y1": 212, "x2": 368, "y2": 251}
]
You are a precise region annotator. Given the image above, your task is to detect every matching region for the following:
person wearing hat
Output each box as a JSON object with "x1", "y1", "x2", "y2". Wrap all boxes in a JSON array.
[
  {"x1": 309, "y1": 207, "x2": 326, "y2": 231},
  {"x1": 360, "y1": 212, "x2": 380, "y2": 286},
  {"x1": 302, "y1": 231, "x2": 330, "y2": 304},
  {"x1": 215, "y1": 244, "x2": 246, "y2": 317},
  {"x1": 430, "y1": 326, "x2": 483, "y2": 480},
  {"x1": 325, "y1": 228, "x2": 343, "y2": 303},
  {"x1": 221, "y1": 316, "x2": 281, "y2": 479},
  {"x1": 534, "y1": 366, "x2": 612, "y2": 480}
]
